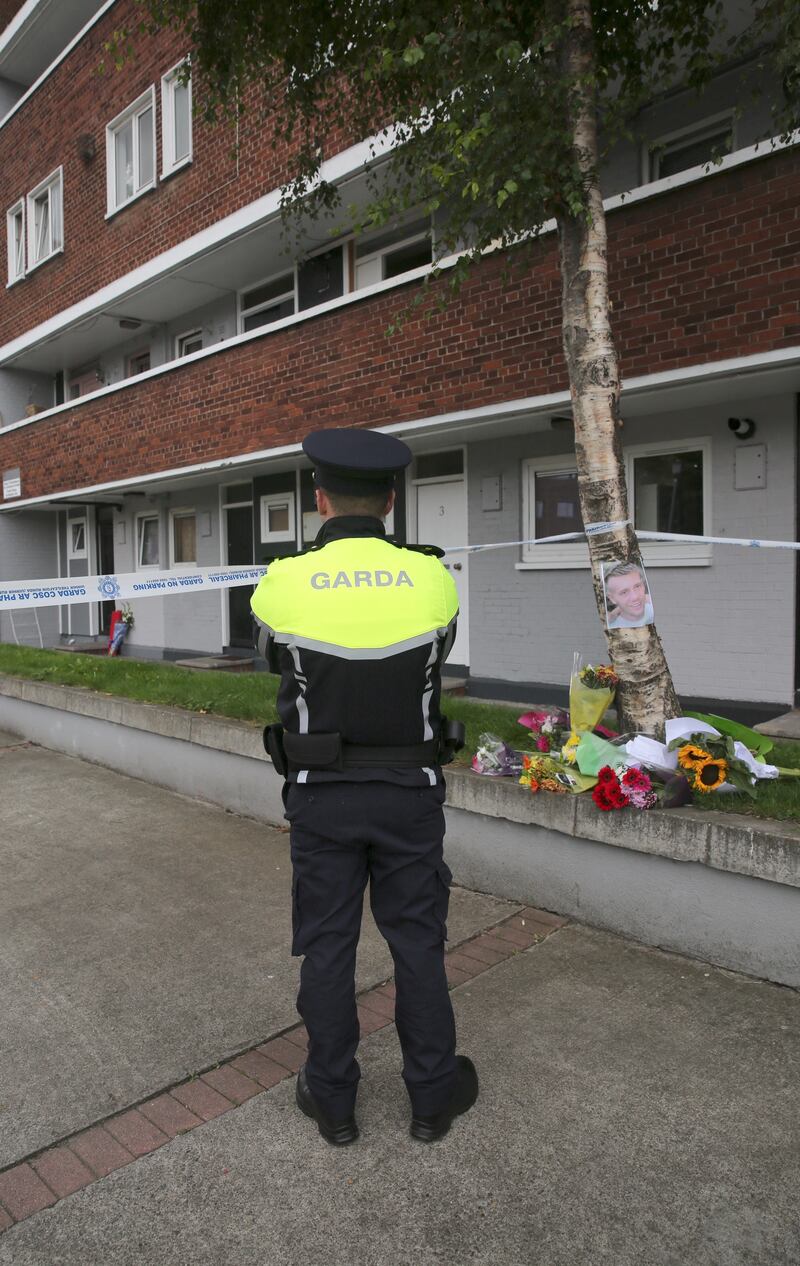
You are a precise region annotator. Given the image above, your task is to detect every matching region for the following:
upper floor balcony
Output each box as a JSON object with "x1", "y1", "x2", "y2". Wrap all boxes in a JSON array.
[
  {"x1": 1, "y1": 140, "x2": 799, "y2": 510},
  {"x1": 0, "y1": 0, "x2": 785, "y2": 359},
  {"x1": 0, "y1": 0, "x2": 107, "y2": 123}
]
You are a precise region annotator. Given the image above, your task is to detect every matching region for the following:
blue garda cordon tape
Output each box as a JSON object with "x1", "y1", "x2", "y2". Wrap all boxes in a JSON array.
[
  {"x1": 0, "y1": 566, "x2": 267, "y2": 611},
  {"x1": 3, "y1": 527, "x2": 800, "y2": 612}
]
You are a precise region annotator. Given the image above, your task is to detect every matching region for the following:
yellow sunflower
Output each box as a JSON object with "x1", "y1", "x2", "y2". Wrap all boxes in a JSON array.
[
  {"x1": 693, "y1": 757, "x2": 728, "y2": 793},
  {"x1": 678, "y1": 743, "x2": 712, "y2": 771}
]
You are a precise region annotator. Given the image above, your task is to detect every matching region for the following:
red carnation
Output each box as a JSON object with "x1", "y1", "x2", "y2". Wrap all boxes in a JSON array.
[
  {"x1": 592, "y1": 784, "x2": 615, "y2": 811},
  {"x1": 607, "y1": 786, "x2": 630, "y2": 809},
  {"x1": 621, "y1": 766, "x2": 650, "y2": 792}
]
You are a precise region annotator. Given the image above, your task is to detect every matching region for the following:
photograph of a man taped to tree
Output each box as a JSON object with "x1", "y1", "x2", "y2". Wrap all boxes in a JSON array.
[{"x1": 601, "y1": 558, "x2": 655, "y2": 630}]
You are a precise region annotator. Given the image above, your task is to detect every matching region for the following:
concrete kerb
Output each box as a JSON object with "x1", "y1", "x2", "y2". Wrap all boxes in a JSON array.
[{"x1": 1, "y1": 673, "x2": 799, "y2": 987}]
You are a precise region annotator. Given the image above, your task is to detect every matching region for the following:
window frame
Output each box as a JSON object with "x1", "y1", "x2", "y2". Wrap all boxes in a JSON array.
[
  {"x1": 519, "y1": 454, "x2": 588, "y2": 569},
  {"x1": 625, "y1": 437, "x2": 712, "y2": 566},
  {"x1": 175, "y1": 328, "x2": 203, "y2": 358},
  {"x1": 106, "y1": 87, "x2": 157, "y2": 218},
  {"x1": 354, "y1": 220, "x2": 433, "y2": 290},
  {"x1": 67, "y1": 516, "x2": 88, "y2": 561},
  {"x1": 519, "y1": 439, "x2": 712, "y2": 570},
  {"x1": 126, "y1": 349, "x2": 151, "y2": 378},
  {"x1": 259, "y1": 491, "x2": 296, "y2": 543},
  {"x1": 238, "y1": 268, "x2": 297, "y2": 334},
  {"x1": 136, "y1": 512, "x2": 161, "y2": 570},
  {"x1": 6, "y1": 198, "x2": 25, "y2": 285},
  {"x1": 169, "y1": 508, "x2": 198, "y2": 568},
  {"x1": 644, "y1": 111, "x2": 736, "y2": 184},
  {"x1": 26, "y1": 167, "x2": 63, "y2": 272},
  {"x1": 161, "y1": 59, "x2": 192, "y2": 178}
]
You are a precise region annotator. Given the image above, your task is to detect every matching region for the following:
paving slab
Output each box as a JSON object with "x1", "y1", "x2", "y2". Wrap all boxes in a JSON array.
[
  {"x1": 0, "y1": 744, "x2": 514, "y2": 1168},
  {"x1": 755, "y1": 710, "x2": 800, "y2": 740},
  {"x1": 2, "y1": 923, "x2": 798, "y2": 1266}
]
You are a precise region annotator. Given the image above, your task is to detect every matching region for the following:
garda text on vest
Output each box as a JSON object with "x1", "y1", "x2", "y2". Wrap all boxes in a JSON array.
[{"x1": 310, "y1": 569, "x2": 414, "y2": 590}]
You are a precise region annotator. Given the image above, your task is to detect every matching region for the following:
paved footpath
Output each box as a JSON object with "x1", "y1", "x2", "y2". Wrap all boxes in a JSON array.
[{"x1": 1, "y1": 731, "x2": 798, "y2": 1265}]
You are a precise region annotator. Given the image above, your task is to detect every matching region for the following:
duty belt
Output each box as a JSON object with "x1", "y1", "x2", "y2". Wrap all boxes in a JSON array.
[{"x1": 263, "y1": 722, "x2": 465, "y2": 776}]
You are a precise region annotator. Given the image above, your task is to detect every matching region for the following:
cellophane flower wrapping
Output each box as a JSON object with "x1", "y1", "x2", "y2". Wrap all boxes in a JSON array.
[
  {"x1": 569, "y1": 652, "x2": 616, "y2": 736},
  {"x1": 472, "y1": 733, "x2": 525, "y2": 777}
]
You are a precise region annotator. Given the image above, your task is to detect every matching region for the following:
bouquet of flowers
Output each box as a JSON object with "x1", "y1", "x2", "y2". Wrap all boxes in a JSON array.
[
  {"x1": 670, "y1": 733, "x2": 759, "y2": 798},
  {"x1": 516, "y1": 708, "x2": 571, "y2": 756},
  {"x1": 592, "y1": 765, "x2": 658, "y2": 811},
  {"x1": 472, "y1": 733, "x2": 525, "y2": 778},
  {"x1": 519, "y1": 754, "x2": 570, "y2": 795},
  {"x1": 569, "y1": 653, "x2": 618, "y2": 737}
]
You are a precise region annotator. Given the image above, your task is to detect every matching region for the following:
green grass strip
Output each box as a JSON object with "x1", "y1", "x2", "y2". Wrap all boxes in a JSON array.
[{"x1": 1, "y1": 644, "x2": 798, "y2": 821}]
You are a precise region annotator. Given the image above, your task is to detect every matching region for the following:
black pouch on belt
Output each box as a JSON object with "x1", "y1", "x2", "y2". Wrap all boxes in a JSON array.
[
  {"x1": 263, "y1": 723, "x2": 288, "y2": 777},
  {"x1": 282, "y1": 731, "x2": 344, "y2": 772}
]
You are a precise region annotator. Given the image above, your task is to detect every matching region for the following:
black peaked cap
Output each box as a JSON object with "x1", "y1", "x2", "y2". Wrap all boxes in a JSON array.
[{"x1": 303, "y1": 428, "x2": 412, "y2": 495}]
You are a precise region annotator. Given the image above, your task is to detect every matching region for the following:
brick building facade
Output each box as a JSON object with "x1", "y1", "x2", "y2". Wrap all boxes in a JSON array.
[{"x1": 0, "y1": 0, "x2": 798, "y2": 716}]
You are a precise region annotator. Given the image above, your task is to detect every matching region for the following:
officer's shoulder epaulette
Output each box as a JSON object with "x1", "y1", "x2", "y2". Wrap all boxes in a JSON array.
[{"x1": 388, "y1": 539, "x2": 445, "y2": 560}]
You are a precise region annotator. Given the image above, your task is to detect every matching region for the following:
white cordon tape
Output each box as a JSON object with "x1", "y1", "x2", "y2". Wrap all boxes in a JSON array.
[
  {"x1": 444, "y1": 529, "x2": 800, "y2": 555},
  {"x1": 2, "y1": 528, "x2": 800, "y2": 612},
  {"x1": 0, "y1": 565, "x2": 267, "y2": 611}
]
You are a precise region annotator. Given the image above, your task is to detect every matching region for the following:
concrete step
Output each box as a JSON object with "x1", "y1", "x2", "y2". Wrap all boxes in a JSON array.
[
  {"x1": 754, "y1": 710, "x2": 800, "y2": 740},
  {"x1": 174, "y1": 655, "x2": 255, "y2": 673}
]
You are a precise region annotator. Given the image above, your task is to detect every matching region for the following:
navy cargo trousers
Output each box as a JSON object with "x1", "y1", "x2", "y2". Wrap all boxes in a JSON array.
[{"x1": 284, "y1": 779, "x2": 457, "y2": 1121}]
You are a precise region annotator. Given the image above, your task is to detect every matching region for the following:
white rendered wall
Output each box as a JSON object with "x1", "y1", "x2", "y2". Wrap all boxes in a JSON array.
[{"x1": 466, "y1": 393, "x2": 797, "y2": 705}]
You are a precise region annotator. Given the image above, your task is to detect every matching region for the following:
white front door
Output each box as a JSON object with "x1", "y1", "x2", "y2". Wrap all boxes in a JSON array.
[{"x1": 416, "y1": 479, "x2": 469, "y2": 668}]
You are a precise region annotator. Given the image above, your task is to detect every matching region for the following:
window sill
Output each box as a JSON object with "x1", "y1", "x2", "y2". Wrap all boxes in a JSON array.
[
  {"x1": 6, "y1": 273, "x2": 26, "y2": 289},
  {"x1": 26, "y1": 246, "x2": 64, "y2": 276},
  {"x1": 105, "y1": 182, "x2": 158, "y2": 222},
  {"x1": 160, "y1": 155, "x2": 192, "y2": 181}
]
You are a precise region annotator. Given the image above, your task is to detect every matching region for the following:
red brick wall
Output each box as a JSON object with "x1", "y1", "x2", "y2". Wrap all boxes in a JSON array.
[
  {"x1": 2, "y1": 146, "x2": 799, "y2": 502},
  {"x1": 0, "y1": 1, "x2": 26, "y2": 31},
  {"x1": 0, "y1": 0, "x2": 357, "y2": 347}
]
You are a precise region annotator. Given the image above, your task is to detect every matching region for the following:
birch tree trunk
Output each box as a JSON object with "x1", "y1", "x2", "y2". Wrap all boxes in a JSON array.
[{"x1": 556, "y1": 0, "x2": 681, "y2": 737}]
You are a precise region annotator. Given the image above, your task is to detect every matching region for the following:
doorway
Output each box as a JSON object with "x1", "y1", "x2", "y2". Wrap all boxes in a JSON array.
[
  {"x1": 225, "y1": 500, "x2": 255, "y2": 647},
  {"x1": 415, "y1": 470, "x2": 469, "y2": 669},
  {"x1": 96, "y1": 508, "x2": 115, "y2": 634}
]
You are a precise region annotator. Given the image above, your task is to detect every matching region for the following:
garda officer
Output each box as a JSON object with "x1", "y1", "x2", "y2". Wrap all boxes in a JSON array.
[{"x1": 250, "y1": 427, "x2": 478, "y2": 1145}]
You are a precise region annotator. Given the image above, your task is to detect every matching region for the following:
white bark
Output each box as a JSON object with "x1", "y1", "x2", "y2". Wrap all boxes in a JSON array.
[{"x1": 556, "y1": 0, "x2": 680, "y2": 737}]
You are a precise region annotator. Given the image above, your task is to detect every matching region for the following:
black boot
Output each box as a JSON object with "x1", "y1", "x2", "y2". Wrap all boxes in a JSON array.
[
  {"x1": 296, "y1": 1066, "x2": 359, "y2": 1146},
  {"x1": 410, "y1": 1055, "x2": 479, "y2": 1143}
]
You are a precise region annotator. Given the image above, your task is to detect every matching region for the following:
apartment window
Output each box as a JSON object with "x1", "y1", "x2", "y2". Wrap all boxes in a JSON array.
[
  {"x1": 107, "y1": 88, "x2": 156, "y2": 215},
  {"x1": 162, "y1": 61, "x2": 192, "y2": 177},
  {"x1": 240, "y1": 272, "x2": 295, "y2": 332},
  {"x1": 626, "y1": 440, "x2": 710, "y2": 563},
  {"x1": 260, "y1": 491, "x2": 296, "y2": 543},
  {"x1": 647, "y1": 114, "x2": 734, "y2": 182},
  {"x1": 68, "y1": 517, "x2": 88, "y2": 560},
  {"x1": 137, "y1": 514, "x2": 160, "y2": 568},
  {"x1": 127, "y1": 350, "x2": 151, "y2": 377},
  {"x1": 297, "y1": 246, "x2": 345, "y2": 311},
  {"x1": 7, "y1": 199, "x2": 24, "y2": 283},
  {"x1": 68, "y1": 366, "x2": 104, "y2": 399},
  {"x1": 170, "y1": 510, "x2": 197, "y2": 565},
  {"x1": 176, "y1": 329, "x2": 202, "y2": 357},
  {"x1": 520, "y1": 457, "x2": 586, "y2": 569},
  {"x1": 355, "y1": 220, "x2": 432, "y2": 289},
  {"x1": 27, "y1": 168, "x2": 63, "y2": 269},
  {"x1": 520, "y1": 440, "x2": 711, "y2": 569}
]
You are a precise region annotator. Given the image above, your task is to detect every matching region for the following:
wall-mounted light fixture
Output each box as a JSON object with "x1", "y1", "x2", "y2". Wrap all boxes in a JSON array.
[
  {"x1": 76, "y1": 133, "x2": 96, "y2": 162},
  {"x1": 728, "y1": 417, "x2": 756, "y2": 440},
  {"x1": 118, "y1": 318, "x2": 142, "y2": 331}
]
